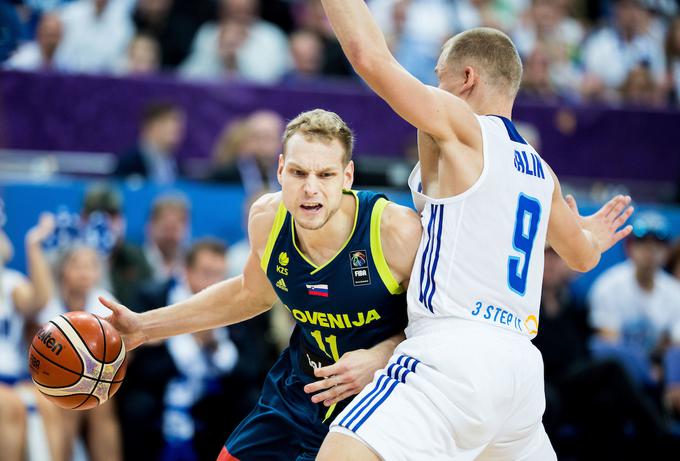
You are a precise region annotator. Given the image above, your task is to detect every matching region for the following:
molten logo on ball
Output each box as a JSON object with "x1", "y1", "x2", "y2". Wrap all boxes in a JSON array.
[{"x1": 36, "y1": 328, "x2": 64, "y2": 355}]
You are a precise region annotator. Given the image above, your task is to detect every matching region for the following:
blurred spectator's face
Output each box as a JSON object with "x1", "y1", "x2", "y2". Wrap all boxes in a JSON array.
[
  {"x1": 146, "y1": 112, "x2": 186, "y2": 152},
  {"x1": 221, "y1": 0, "x2": 258, "y2": 22},
  {"x1": 136, "y1": 0, "x2": 173, "y2": 19},
  {"x1": 278, "y1": 133, "x2": 353, "y2": 231},
  {"x1": 524, "y1": 48, "x2": 551, "y2": 87},
  {"x1": 543, "y1": 248, "x2": 571, "y2": 290},
  {"x1": 615, "y1": 0, "x2": 645, "y2": 37},
  {"x1": 186, "y1": 250, "x2": 227, "y2": 293},
  {"x1": 128, "y1": 36, "x2": 160, "y2": 75},
  {"x1": 629, "y1": 237, "x2": 668, "y2": 274},
  {"x1": 61, "y1": 247, "x2": 101, "y2": 296},
  {"x1": 37, "y1": 14, "x2": 62, "y2": 55},
  {"x1": 247, "y1": 112, "x2": 284, "y2": 164},
  {"x1": 150, "y1": 207, "x2": 188, "y2": 255},
  {"x1": 290, "y1": 32, "x2": 323, "y2": 76},
  {"x1": 532, "y1": 0, "x2": 561, "y2": 34}
]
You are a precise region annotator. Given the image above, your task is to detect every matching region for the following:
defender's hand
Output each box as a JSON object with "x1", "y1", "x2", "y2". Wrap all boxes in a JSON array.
[
  {"x1": 98, "y1": 296, "x2": 147, "y2": 351},
  {"x1": 565, "y1": 194, "x2": 634, "y2": 253},
  {"x1": 303, "y1": 349, "x2": 382, "y2": 407}
]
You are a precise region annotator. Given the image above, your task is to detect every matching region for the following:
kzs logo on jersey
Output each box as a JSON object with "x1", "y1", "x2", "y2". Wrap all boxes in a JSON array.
[{"x1": 349, "y1": 250, "x2": 371, "y2": 286}]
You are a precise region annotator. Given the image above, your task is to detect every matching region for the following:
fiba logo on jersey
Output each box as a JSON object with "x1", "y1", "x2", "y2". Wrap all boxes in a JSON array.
[
  {"x1": 349, "y1": 250, "x2": 371, "y2": 286},
  {"x1": 351, "y1": 251, "x2": 367, "y2": 268}
]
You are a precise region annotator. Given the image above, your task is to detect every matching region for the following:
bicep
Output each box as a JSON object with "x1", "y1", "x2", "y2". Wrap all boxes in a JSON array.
[{"x1": 362, "y1": 57, "x2": 477, "y2": 142}]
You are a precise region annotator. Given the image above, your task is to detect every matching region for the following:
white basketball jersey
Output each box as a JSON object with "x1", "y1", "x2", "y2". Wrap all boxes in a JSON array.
[{"x1": 406, "y1": 115, "x2": 554, "y2": 339}]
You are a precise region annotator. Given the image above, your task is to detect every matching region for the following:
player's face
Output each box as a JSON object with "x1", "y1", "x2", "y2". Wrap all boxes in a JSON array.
[{"x1": 278, "y1": 133, "x2": 353, "y2": 231}]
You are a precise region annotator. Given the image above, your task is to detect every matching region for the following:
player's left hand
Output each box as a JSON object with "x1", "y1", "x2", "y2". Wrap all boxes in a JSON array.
[
  {"x1": 565, "y1": 194, "x2": 634, "y2": 253},
  {"x1": 303, "y1": 349, "x2": 381, "y2": 407}
]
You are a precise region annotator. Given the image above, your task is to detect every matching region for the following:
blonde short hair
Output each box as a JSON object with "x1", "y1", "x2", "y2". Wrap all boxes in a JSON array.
[
  {"x1": 282, "y1": 109, "x2": 354, "y2": 164},
  {"x1": 443, "y1": 28, "x2": 523, "y2": 98}
]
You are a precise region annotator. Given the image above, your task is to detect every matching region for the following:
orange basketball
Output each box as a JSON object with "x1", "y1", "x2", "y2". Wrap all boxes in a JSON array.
[{"x1": 28, "y1": 311, "x2": 127, "y2": 410}]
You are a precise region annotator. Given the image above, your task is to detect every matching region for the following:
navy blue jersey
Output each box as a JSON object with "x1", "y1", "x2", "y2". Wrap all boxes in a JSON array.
[
  {"x1": 261, "y1": 190, "x2": 407, "y2": 384},
  {"x1": 223, "y1": 190, "x2": 407, "y2": 461}
]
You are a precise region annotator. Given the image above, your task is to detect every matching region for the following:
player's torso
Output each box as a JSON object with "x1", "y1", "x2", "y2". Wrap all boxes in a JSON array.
[
  {"x1": 407, "y1": 115, "x2": 555, "y2": 339},
  {"x1": 262, "y1": 190, "x2": 407, "y2": 382}
]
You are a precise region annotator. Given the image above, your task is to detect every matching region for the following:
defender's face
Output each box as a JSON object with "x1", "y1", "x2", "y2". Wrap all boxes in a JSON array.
[{"x1": 278, "y1": 134, "x2": 353, "y2": 231}]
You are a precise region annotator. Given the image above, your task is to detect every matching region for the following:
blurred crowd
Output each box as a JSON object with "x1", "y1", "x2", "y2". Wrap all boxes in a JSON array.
[
  {"x1": 0, "y1": 186, "x2": 293, "y2": 461},
  {"x1": 1, "y1": 0, "x2": 680, "y2": 108}
]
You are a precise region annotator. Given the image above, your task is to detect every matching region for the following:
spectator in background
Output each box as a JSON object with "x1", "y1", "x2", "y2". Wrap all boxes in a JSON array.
[
  {"x1": 665, "y1": 16, "x2": 680, "y2": 105},
  {"x1": 536, "y1": 245, "x2": 672, "y2": 459},
  {"x1": 294, "y1": 0, "x2": 354, "y2": 77},
  {"x1": 210, "y1": 110, "x2": 283, "y2": 195},
  {"x1": 115, "y1": 102, "x2": 186, "y2": 184},
  {"x1": 588, "y1": 211, "x2": 680, "y2": 400},
  {"x1": 666, "y1": 238, "x2": 680, "y2": 281},
  {"x1": 0, "y1": 213, "x2": 62, "y2": 461},
  {"x1": 118, "y1": 239, "x2": 240, "y2": 461},
  {"x1": 0, "y1": 1, "x2": 22, "y2": 62},
  {"x1": 521, "y1": 44, "x2": 559, "y2": 101},
  {"x1": 33, "y1": 245, "x2": 122, "y2": 461},
  {"x1": 54, "y1": 0, "x2": 134, "y2": 74},
  {"x1": 4, "y1": 13, "x2": 63, "y2": 71},
  {"x1": 132, "y1": 0, "x2": 199, "y2": 69},
  {"x1": 119, "y1": 33, "x2": 160, "y2": 75},
  {"x1": 280, "y1": 29, "x2": 325, "y2": 85},
  {"x1": 144, "y1": 194, "x2": 190, "y2": 285},
  {"x1": 511, "y1": 0, "x2": 584, "y2": 100},
  {"x1": 179, "y1": 0, "x2": 291, "y2": 83},
  {"x1": 620, "y1": 63, "x2": 665, "y2": 107},
  {"x1": 581, "y1": 0, "x2": 666, "y2": 102},
  {"x1": 80, "y1": 185, "x2": 152, "y2": 307}
]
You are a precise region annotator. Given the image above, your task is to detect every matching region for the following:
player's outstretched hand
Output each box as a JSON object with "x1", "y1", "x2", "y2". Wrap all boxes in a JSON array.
[
  {"x1": 565, "y1": 194, "x2": 634, "y2": 254},
  {"x1": 303, "y1": 349, "x2": 382, "y2": 407},
  {"x1": 98, "y1": 296, "x2": 147, "y2": 351}
]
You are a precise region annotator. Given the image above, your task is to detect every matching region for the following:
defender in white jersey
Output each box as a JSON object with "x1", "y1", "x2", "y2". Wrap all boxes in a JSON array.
[{"x1": 317, "y1": 3, "x2": 635, "y2": 460}]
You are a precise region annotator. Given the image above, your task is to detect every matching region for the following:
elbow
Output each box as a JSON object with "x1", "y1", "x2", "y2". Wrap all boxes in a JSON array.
[
  {"x1": 568, "y1": 253, "x2": 600, "y2": 273},
  {"x1": 347, "y1": 41, "x2": 384, "y2": 80}
]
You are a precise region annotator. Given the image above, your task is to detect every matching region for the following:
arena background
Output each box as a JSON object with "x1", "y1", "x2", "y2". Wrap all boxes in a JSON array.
[{"x1": 1, "y1": 0, "x2": 680, "y2": 460}]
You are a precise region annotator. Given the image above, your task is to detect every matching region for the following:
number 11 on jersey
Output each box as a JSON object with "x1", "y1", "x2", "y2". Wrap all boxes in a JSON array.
[{"x1": 508, "y1": 193, "x2": 542, "y2": 296}]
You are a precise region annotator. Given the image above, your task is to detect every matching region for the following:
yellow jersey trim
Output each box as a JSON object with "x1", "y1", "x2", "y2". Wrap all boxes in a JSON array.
[
  {"x1": 260, "y1": 202, "x2": 288, "y2": 272},
  {"x1": 291, "y1": 190, "x2": 359, "y2": 275},
  {"x1": 370, "y1": 198, "x2": 404, "y2": 295}
]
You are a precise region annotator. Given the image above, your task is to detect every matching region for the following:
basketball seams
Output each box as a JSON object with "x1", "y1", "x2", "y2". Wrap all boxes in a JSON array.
[
  {"x1": 57, "y1": 314, "x2": 100, "y2": 364},
  {"x1": 45, "y1": 319, "x2": 86, "y2": 374},
  {"x1": 30, "y1": 343, "x2": 124, "y2": 386},
  {"x1": 83, "y1": 316, "x2": 108, "y2": 406}
]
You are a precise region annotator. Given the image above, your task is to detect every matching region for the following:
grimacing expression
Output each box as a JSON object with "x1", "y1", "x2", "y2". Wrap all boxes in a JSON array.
[{"x1": 278, "y1": 133, "x2": 353, "y2": 231}]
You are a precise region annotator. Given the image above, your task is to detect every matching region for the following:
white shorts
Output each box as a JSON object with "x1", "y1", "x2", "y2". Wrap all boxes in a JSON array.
[{"x1": 329, "y1": 319, "x2": 556, "y2": 461}]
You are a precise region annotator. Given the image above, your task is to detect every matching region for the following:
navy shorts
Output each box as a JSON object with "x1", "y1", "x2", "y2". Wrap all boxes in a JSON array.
[{"x1": 220, "y1": 349, "x2": 345, "y2": 461}]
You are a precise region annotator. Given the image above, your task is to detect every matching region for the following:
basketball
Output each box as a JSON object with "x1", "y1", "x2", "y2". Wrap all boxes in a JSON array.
[{"x1": 28, "y1": 311, "x2": 127, "y2": 410}]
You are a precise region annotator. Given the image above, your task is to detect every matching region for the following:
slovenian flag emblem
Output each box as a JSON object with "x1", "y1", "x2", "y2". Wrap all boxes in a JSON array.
[{"x1": 306, "y1": 284, "x2": 329, "y2": 297}]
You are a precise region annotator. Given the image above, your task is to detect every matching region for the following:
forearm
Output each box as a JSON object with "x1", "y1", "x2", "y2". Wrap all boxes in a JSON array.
[
  {"x1": 576, "y1": 229, "x2": 601, "y2": 272},
  {"x1": 23, "y1": 239, "x2": 54, "y2": 313},
  {"x1": 320, "y1": 0, "x2": 391, "y2": 68},
  {"x1": 140, "y1": 275, "x2": 270, "y2": 343},
  {"x1": 367, "y1": 331, "x2": 405, "y2": 367}
]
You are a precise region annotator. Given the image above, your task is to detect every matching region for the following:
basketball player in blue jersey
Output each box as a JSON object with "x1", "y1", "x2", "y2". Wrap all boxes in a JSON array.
[
  {"x1": 317, "y1": 3, "x2": 635, "y2": 460},
  {"x1": 99, "y1": 109, "x2": 422, "y2": 461}
]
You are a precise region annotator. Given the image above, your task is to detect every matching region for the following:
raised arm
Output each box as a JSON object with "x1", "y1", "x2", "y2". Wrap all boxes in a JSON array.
[
  {"x1": 319, "y1": 0, "x2": 477, "y2": 143},
  {"x1": 100, "y1": 194, "x2": 281, "y2": 350},
  {"x1": 547, "y1": 167, "x2": 633, "y2": 272},
  {"x1": 13, "y1": 213, "x2": 55, "y2": 316}
]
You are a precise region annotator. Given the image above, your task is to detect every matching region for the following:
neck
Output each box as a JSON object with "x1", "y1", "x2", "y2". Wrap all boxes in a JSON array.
[
  {"x1": 295, "y1": 193, "x2": 355, "y2": 262},
  {"x1": 468, "y1": 88, "x2": 513, "y2": 118},
  {"x1": 62, "y1": 289, "x2": 87, "y2": 310},
  {"x1": 635, "y1": 267, "x2": 655, "y2": 291}
]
